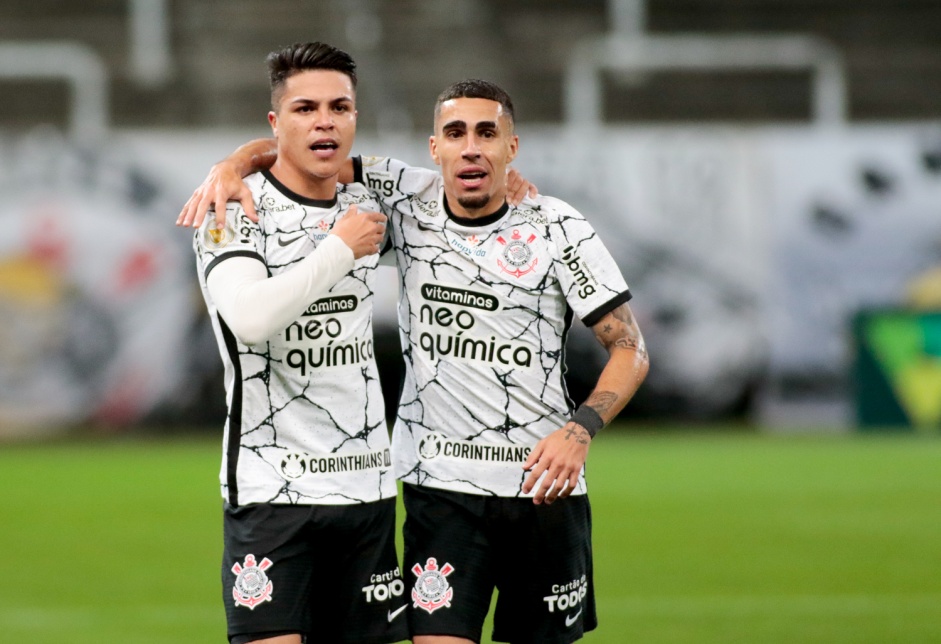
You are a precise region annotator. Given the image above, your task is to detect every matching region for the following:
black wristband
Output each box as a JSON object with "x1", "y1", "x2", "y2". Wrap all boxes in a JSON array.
[{"x1": 570, "y1": 404, "x2": 604, "y2": 438}]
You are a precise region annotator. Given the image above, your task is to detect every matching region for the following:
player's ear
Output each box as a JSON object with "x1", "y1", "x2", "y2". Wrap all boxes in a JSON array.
[
  {"x1": 506, "y1": 134, "x2": 519, "y2": 164},
  {"x1": 429, "y1": 136, "x2": 441, "y2": 166},
  {"x1": 268, "y1": 111, "x2": 278, "y2": 136}
]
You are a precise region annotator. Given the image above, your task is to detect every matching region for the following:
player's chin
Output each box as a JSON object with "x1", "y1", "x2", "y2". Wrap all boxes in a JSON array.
[
  {"x1": 456, "y1": 192, "x2": 492, "y2": 211},
  {"x1": 305, "y1": 160, "x2": 344, "y2": 178}
]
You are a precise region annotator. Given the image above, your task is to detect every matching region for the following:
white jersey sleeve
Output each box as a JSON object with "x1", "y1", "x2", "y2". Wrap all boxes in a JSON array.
[
  {"x1": 202, "y1": 214, "x2": 354, "y2": 345},
  {"x1": 543, "y1": 195, "x2": 632, "y2": 327},
  {"x1": 352, "y1": 155, "x2": 440, "y2": 213}
]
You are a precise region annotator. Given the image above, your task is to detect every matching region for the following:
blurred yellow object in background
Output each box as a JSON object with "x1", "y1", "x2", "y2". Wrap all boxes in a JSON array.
[{"x1": 907, "y1": 266, "x2": 941, "y2": 309}]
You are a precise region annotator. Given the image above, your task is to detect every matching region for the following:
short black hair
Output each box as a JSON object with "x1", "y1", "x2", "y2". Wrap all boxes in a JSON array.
[
  {"x1": 267, "y1": 42, "x2": 357, "y2": 109},
  {"x1": 434, "y1": 79, "x2": 515, "y2": 126}
]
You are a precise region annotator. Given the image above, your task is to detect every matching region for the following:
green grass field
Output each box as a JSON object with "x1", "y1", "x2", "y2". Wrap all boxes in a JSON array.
[{"x1": 1, "y1": 427, "x2": 939, "y2": 643}]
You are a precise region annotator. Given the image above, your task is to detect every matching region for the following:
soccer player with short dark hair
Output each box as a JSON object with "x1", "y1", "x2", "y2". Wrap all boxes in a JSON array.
[
  {"x1": 182, "y1": 73, "x2": 648, "y2": 643},
  {"x1": 192, "y1": 41, "x2": 406, "y2": 644}
]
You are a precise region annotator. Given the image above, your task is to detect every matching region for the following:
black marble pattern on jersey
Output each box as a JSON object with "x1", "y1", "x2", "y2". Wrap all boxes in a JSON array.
[{"x1": 194, "y1": 172, "x2": 396, "y2": 506}]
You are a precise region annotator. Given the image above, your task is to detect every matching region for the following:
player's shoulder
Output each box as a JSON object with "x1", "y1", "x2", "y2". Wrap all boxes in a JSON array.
[
  {"x1": 358, "y1": 155, "x2": 439, "y2": 185},
  {"x1": 512, "y1": 193, "x2": 585, "y2": 226}
]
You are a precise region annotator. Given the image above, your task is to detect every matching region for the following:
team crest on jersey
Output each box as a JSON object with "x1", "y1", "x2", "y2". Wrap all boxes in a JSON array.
[
  {"x1": 496, "y1": 229, "x2": 538, "y2": 278},
  {"x1": 232, "y1": 554, "x2": 274, "y2": 609},
  {"x1": 411, "y1": 557, "x2": 454, "y2": 613}
]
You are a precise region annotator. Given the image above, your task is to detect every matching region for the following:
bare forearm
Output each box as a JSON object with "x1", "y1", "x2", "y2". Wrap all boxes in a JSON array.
[
  {"x1": 584, "y1": 303, "x2": 649, "y2": 424},
  {"x1": 227, "y1": 138, "x2": 277, "y2": 177},
  {"x1": 583, "y1": 346, "x2": 649, "y2": 423},
  {"x1": 224, "y1": 138, "x2": 354, "y2": 183}
]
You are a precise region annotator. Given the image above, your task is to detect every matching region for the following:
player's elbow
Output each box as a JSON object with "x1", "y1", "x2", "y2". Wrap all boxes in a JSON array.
[
  {"x1": 226, "y1": 317, "x2": 271, "y2": 346},
  {"x1": 635, "y1": 350, "x2": 650, "y2": 385}
]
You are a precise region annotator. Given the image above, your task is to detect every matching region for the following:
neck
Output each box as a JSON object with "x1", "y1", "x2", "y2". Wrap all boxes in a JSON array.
[
  {"x1": 269, "y1": 161, "x2": 339, "y2": 201},
  {"x1": 443, "y1": 194, "x2": 508, "y2": 227},
  {"x1": 446, "y1": 191, "x2": 509, "y2": 220}
]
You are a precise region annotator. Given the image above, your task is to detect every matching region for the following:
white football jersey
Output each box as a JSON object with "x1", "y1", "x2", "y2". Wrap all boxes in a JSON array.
[
  {"x1": 194, "y1": 170, "x2": 396, "y2": 506},
  {"x1": 355, "y1": 156, "x2": 632, "y2": 497}
]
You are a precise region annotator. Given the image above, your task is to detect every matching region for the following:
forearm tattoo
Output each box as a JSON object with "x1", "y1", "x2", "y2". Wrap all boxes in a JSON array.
[
  {"x1": 593, "y1": 305, "x2": 648, "y2": 359},
  {"x1": 585, "y1": 390, "x2": 618, "y2": 416}
]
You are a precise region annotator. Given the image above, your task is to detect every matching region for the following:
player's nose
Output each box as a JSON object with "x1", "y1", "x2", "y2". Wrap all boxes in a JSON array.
[
  {"x1": 462, "y1": 134, "x2": 481, "y2": 158},
  {"x1": 314, "y1": 107, "x2": 335, "y2": 128}
]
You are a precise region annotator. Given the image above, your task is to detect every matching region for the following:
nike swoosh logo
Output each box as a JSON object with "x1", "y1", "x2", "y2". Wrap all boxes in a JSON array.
[
  {"x1": 277, "y1": 233, "x2": 307, "y2": 247},
  {"x1": 565, "y1": 608, "x2": 582, "y2": 627},
  {"x1": 388, "y1": 605, "x2": 407, "y2": 622}
]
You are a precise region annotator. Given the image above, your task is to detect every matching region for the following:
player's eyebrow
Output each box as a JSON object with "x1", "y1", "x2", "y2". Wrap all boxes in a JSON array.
[
  {"x1": 288, "y1": 95, "x2": 354, "y2": 107},
  {"x1": 441, "y1": 119, "x2": 467, "y2": 132}
]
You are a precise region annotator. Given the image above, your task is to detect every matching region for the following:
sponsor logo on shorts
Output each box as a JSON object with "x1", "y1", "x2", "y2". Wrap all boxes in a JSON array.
[
  {"x1": 543, "y1": 574, "x2": 587, "y2": 617},
  {"x1": 411, "y1": 557, "x2": 454, "y2": 614},
  {"x1": 232, "y1": 554, "x2": 274, "y2": 609},
  {"x1": 496, "y1": 229, "x2": 538, "y2": 278},
  {"x1": 417, "y1": 432, "x2": 532, "y2": 463},
  {"x1": 565, "y1": 608, "x2": 582, "y2": 627},
  {"x1": 362, "y1": 567, "x2": 406, "y2": 603}
]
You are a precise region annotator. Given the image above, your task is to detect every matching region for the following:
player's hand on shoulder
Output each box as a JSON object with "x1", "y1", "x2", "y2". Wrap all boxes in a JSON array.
[
  {"x1": 177, "y1": 161, "x2": 257, "y2": 229},
  {"x1": 521, "y1": 422, "x2": 591, "y2": 505},
  {"x1": 506, "y1": 167, "x2": 538, "y2": 206},
  {"x1": 330, "y1": 205, "x2": 387, "y2": 259}
]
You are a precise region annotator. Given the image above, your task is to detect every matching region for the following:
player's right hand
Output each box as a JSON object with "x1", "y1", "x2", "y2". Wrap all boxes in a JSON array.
[
  {"x1": 176, "y1": 161, "x2": 257, "y2": 229},
  {"x1": 330, "y1": 205, "x2": 387, "y2": 259}
]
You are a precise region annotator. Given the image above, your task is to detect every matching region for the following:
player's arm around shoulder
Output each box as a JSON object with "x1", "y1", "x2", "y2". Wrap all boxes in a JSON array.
[
  {"x1": 356, "y1": 155, "x2": 440, "y2": 205},
  {"x1": 179, "y1": 138, "x2": 277, "y2": 229}
]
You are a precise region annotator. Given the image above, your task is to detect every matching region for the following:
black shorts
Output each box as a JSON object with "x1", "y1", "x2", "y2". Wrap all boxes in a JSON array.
[
  {"x1": 402, "y1": 484, "x2": 596, "y2": 644},
  {"x1": 222, "y1": 500, "x2": 408, "y2": 644}
]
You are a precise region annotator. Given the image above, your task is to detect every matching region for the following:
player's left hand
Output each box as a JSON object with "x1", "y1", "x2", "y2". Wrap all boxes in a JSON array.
[
  {"x1": 506, "y1": 167, "x2": 537, "y2": 206},
  {"x1": 522, "y1": 422, "x2": 591, "y2": 505}
]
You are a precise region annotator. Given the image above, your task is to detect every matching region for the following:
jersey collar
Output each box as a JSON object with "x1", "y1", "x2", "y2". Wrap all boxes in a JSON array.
[
  {"x1": 443, "y1": 194, "x2": 509, "y2": 228},
  {"x1": 262, "y1": 170, "x2": 338, "y2": 208}
]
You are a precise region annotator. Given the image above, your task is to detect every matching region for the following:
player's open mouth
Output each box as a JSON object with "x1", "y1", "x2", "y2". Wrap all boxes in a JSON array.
[
  {"x1": 309, "y1": 140, "x2": 339, "y2": 157},
  {"x1": 457, "y1": 169, "x2": 487, "y2": 189}
]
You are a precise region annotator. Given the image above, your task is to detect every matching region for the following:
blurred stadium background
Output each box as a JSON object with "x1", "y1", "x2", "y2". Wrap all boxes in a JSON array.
[{"x1": 1, "y1": 1, "x2": 940, "y2": 642}]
